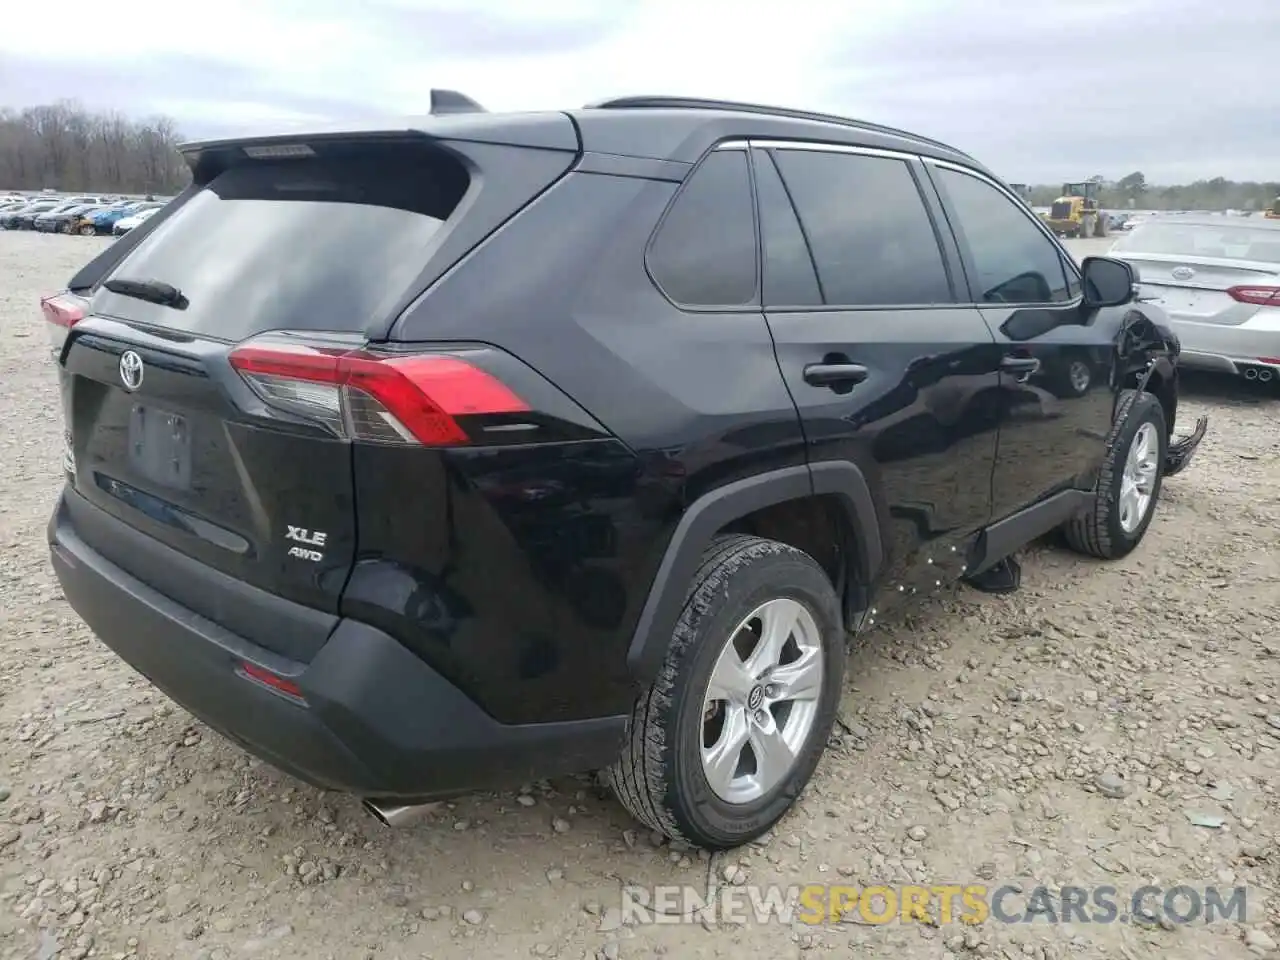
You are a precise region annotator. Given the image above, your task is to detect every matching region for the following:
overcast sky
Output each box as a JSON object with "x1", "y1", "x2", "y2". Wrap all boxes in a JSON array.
[{"x1": 2, "y1": 0, "x2": 1276, "y2": 184}]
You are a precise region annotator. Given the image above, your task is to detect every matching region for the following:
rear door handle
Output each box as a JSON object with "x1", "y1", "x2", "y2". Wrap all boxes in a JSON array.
[
  {"x1": 803, "y1": 362, "x2": 869, "y2": 388},
  {"x1": 1000, "y1": 356, "x2": 1041, "y2": 375}
]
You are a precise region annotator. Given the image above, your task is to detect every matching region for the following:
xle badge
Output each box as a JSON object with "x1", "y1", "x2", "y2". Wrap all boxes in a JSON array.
[{"x1": 285, "y1": 525, "x2": 327, "y2": 563}]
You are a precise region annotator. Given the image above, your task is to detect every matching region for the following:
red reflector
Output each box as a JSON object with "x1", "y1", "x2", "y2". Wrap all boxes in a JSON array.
[
  {"x1": 240, "y1": 662, "x2": 305, "y2": 700},
  {"x1": 1227, "y1": 285, "x2": 1280, "y2": 306},
  {"x1": 1258, "y1": 357, "x2": 1280, "y2": 365},
  {"x1": 228, "y1": 342, "x2": 530, "y2": 447}
]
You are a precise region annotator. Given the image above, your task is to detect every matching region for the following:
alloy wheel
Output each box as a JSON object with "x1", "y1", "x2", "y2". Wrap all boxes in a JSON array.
[{"x1": 700, "y1": 597, "x2": 824, "y2": 804}]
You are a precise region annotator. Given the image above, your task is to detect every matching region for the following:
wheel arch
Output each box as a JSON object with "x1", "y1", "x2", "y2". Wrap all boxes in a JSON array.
[
  {"x1": 626, "y1": 462, "x2": 884, "y2": 685},
  {"x1": 1128, "y1": 354, "x2": 1178, "y2": 439}
]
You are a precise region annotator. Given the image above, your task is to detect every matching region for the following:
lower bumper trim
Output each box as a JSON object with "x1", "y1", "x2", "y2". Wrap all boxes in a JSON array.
[{"x1": 1165, "y1": 415, "x2": 1208, "y2": 478}]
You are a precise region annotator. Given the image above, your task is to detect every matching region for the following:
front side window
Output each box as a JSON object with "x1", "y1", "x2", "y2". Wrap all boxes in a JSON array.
[
  {"x1": 936, "y1": 167, "x2": 1071, "y2": 305},
  {"x1": 647, "y1": 149, "x2": 758, "y2": 307}
]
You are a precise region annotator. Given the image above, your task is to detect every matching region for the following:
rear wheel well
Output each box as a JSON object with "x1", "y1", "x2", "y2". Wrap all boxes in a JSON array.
[{"x1": 717, "y1": 494, "x2": 863, "y2": 621}]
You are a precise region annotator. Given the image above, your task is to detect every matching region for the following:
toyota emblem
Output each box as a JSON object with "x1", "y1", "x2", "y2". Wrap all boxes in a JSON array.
[
  {"x1": 119, "y1": 350, "x2": 144, "y2": 391},
  {"x1": 1170, "y1": 265, "x2": 1195, "y2": 281}
]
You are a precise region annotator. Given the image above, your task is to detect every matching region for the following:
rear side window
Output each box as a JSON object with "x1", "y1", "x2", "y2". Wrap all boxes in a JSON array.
[
  {"x1": 647, "y1": 149, "x2": 758, "y2": 307},
  {"x1": 93, "y1": 142, "x2": 470, "y2": 340},
  {"x1": 754, "y1": 150, "x2": 822, "y2": 308},
  {"x1": 770, "y1": 149, "x2": 953, "y2": 307},
  {"x1": 934, "y1": 167, "x2": 1071, "y2": 304}
]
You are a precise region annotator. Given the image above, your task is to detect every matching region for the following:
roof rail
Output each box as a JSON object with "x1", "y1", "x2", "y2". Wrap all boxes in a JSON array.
[
  {"x1": 584, "y1": 95, "x2": 971, "y2": 159},
  {"x1": 430, "y1": 89, "x2": 486, "y2": 115}
]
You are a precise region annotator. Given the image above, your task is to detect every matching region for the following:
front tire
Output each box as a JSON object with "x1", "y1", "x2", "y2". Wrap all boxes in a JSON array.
[
  {"x1": 606, "y1": 535, "x2": 844, "y2": 849},
  {"x1": 1062, "y1": 389, "x2": 1166, "y2": 559}
]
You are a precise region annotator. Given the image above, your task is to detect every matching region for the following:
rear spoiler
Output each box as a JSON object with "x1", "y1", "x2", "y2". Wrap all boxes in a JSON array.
[{"x1": 178, "y1": 89, "x2": 492, "y2": 157}]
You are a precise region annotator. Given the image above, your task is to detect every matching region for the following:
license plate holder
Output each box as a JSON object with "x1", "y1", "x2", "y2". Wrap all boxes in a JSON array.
[{"x1": 128, "y1": 404, "x2": 192, "y2": 489}]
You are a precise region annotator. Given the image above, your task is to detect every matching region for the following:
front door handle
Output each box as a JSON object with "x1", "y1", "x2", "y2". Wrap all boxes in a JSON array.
[
  {"x1": 1000, "y1": 356, "x2": 1041, "y2": 373},
  {"x1": 803, "y1": 362, "x2": 869, "y2": 388},
  {"x1": 1000, "y1": 355, "x2": 1041, "y2": 383}
]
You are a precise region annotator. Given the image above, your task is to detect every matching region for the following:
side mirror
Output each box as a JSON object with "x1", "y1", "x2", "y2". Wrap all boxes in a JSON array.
[{"x1": 1081, "y1": 256, "x2": 1135, "y2": 308}]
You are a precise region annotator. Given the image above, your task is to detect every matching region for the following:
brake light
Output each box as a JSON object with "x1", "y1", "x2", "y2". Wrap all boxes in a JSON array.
[
  {"x1": 228, "y1": 340, "x2": 530, "y2": 446},
  {"x1": 1227, "y1": 285, "x2": 1280, "y2": 306},
  {"x1": 41, "y1": 291, "x2": 89, "y2": 355}
]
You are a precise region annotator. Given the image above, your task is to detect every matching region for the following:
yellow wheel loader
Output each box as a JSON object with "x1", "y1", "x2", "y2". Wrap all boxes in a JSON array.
[{"x1": 1044, "y1": 181, "x2": 1109, "y2": 238}]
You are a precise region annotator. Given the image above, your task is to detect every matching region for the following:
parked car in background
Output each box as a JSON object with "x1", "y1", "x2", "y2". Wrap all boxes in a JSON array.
[
  {"x1": 0, "y1": 199, "x2": 63, "y2": 229},
  {"x1": 35, "y1": 204, "x2": 106, "y2": 233},
  {"x1": 23, "y1": 201, "x2": 92, "y2": 231},
  {"x1": 1109, "y1": 216, "x2": 1280, "y2": 387},
  {"x1": 77, "y1": 201, "x2": 164, "y2": 236},
  {"x1": 72, "y1": 204, "x2": 134, "y2": 236},
  {"x1": 111, "y1": 206, "x2": 160, "y2": 235}
]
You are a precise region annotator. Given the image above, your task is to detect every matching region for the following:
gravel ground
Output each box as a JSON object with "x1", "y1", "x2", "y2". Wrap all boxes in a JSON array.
[{"x1": 2, "y1": 232, "x2": 1278, "y2": 960}]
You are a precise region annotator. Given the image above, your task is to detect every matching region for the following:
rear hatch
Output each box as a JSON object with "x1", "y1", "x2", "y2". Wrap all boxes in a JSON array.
[{"x1": 48, "y1": 127, "x2": 579, "y2": 659}]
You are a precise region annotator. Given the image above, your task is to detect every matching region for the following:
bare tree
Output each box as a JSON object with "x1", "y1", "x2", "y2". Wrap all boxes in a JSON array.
[{"x1": 0, "y1": 99, "x2": 188, "y2": 194}]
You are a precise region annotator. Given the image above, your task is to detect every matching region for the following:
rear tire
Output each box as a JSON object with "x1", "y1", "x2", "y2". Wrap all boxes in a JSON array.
[
  {"x1": 79, "y1": 224, "x2": 96, "y2": 236},
  {"x1": 606, "y1": 535, "x2": 845, "y2": 849},
  {"x1": 1062, "y1": 389, "x2": 1166, "y2": 559}
]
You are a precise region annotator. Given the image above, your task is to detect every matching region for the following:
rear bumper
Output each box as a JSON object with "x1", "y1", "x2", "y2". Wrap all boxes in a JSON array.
[
  {"x1": 1168, "y1": 314, "x2": 1280, "y2": 375},
  {"x1": 48, "y1": 495, "x2": 627, "y2": 801}
]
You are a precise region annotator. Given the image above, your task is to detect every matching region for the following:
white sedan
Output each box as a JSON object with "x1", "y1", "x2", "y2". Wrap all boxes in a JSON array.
[{"x1": 112, "y1": 207, "x2": 161, "y2": 236}]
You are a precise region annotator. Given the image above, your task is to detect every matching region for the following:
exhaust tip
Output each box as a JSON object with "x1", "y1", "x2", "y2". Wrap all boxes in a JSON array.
[
  {"x1": 362, "y1": 799, "x2": 443, "y2": 828},
  {"x1": 1244, "y1": 367, "x2": 1259, "y2": 380},
  {"x1": 1259, "y1": 369, "x2": 1274, "y2": 382}
]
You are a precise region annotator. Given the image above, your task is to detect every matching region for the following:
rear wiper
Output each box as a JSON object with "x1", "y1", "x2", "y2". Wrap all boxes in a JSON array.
[{"x1": 103, "y1": 277, "x2": 188, "y2": 309}]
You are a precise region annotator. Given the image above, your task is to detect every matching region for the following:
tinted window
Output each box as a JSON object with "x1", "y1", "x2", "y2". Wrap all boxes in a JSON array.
[
  {"x1": 936, "y1": 168, "x2": 1071, "y2": 304},
  {"x1": 95, "y1": 142, "x2": 470, "y2": 339},
  {"x1": 754, "y1": 150, "x2": 822, "y2": 307},
  {"x1": 771, "y1": 150, "x2": 952, "y2": 306},
  {"x1": 648, "y1": 150, "x2": 758, "y2": 306}
]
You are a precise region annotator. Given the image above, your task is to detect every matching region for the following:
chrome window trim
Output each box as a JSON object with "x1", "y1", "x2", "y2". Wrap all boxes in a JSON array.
[{"x1": 748, "y1": 139, "x2": 919, "y2": 162}]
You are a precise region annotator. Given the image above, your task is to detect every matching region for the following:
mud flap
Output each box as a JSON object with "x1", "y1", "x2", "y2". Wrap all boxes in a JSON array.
[
  {"x1": 963, "y1": 554, "x2": 1022, "y2": 594},
  {"x1": 1164, "y1": 415, "x2": 1208, "y2": 477}
]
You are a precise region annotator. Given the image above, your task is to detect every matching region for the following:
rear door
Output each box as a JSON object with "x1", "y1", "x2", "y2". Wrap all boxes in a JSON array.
[
  {"x1": 58, "y1": 139, "x2": 474, "y2": 618},
  {"x1": 923, "y1": 160, "x2": 1118, "y2": 516},
  {"x1": 756, "y1": 142, "x2": 1002, "y2": 597}
]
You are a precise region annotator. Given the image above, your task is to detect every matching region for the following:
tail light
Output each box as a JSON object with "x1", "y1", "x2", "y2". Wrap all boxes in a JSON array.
[
  {"x1": 228, "y1": 339, "x2": 531, "y2": 446},
  {"x1": 1227, "y1": 285, "x2": 1280, "y2": 306},
  {"x1": 41, "y1": 291, "x2": 90, "y2": 356}
]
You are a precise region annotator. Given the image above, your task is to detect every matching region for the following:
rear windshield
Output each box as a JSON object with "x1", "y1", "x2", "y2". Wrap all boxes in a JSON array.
[
  {"x1": 1112, "y1": 221, "x2": 1280, "y2": 264},
  {"x1": 94, "y1": 141, "x2": 471, "y2": 340}
]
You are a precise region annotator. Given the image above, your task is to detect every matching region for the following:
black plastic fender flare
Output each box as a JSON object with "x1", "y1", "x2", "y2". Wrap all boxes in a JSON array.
[{"x1": 625, "y1": 461, "x2": 884, "y2": 684}]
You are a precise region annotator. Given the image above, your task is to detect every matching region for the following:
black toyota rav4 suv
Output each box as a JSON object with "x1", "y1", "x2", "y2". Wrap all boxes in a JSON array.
[{"x1": 45, "y1": 92, "x2": 1207, "y2": 850}]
